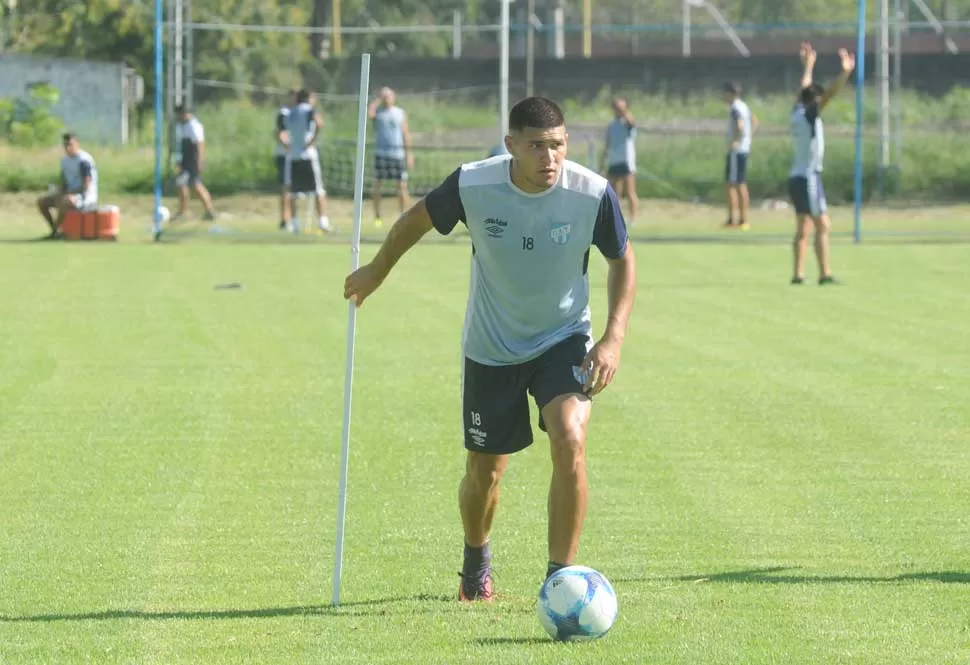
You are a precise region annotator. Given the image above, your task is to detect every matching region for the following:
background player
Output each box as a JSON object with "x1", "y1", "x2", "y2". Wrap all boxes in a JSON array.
[
  {"x1": 172, "y1": 105, "x2": 217, "y2": 221},
  {"x1": 601, "y1": 97, "x2": 639, "y2": 222},
  {"x1": 788, "y1": 42, "x2": 855, "y2": 285},
  {"x1": 283, "y1": 89, "x2": 331, "y2": 233},
  {"x1": 36, "y1": 132, "x2": 98, "y2": 238},
  {"x1": 274, "y1": 90, "x2": 293, "y2": 230},
  {"x1": 368, "y1": 87, "x2": 414, "y2": 226},
  {"x1": 723, "y1": 82, "x2": 757, "y2": 230},
  {"x1": 343, "y1": 96, "x2": 637, "y2": 602}
]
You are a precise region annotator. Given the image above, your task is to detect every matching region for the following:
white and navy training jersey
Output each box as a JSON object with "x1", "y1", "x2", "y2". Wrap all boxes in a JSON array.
[
  {"x1": 790, "y1": 102, "x2": 824, "y2": 176},
  {"x1": 374, "y1": 105, "x2": 407, "y2": 159},
  {"x1": 174, "y1": 116, "x2": 204, "y2": 169},
  {"x1": 285, "y1": 102, "x2": 319, "y2": 160},
  {"x1": 605, "y1": 117, "x2": 637, "y2": 170},
  {"x1": 425, "y1": 155, "x2": 629, "y2": 366},
  {"x1": 728, "y1": 99, "x2": 753, "y2": 154},
  {"x1": 274, "y1": 105, "x2": 290, "y2": 158},
  {"x1": 61, "y1": 149, "x2": 98, "y2": 202}
]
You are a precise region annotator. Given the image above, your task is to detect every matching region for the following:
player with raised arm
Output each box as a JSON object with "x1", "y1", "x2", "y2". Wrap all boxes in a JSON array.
[
  {"x1": 722, "y1": 82, "x2": 758, "y2": 230},
  {"x1": 274, "y1": 91, "x2": 293, "y2": 230},
  {"x1": 344, "y1": 97, "x2": 637, "y2": 602},
  {"x1": 368, "y1": 87, "x2": 414, "y2": 226},
  {"x1": 283, "y1": 89, "x2": 330, "y2": 234},
  {"x1": 788, "y1": 42, "x2": 855, "y2": 285},
  {"x1": 601, "y1": 97, "x2": 639, "y2": 222}
]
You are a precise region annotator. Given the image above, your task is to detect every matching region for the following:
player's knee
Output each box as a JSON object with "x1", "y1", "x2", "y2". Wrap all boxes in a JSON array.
[
  {"x1": 549, "y1": 430, "x2": 586, "y2": 473},
  {"x1": 815, "y1": 215, "x2": 831, "y2": 233},
  {"x1": 464, "y1": 453, "x2": 505, "y2": 492}
]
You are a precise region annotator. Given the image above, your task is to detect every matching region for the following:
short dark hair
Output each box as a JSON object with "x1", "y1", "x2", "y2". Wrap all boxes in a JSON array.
[
  {"x1": 175, "y1": 103, "x2": 189, "y2": 114},
  {"x1": 62, "y1": 132, "x2": 77, "y2": 143},
  {"x1": 297, "y1": 88, "x2": 311, "y2": 104},
  {"x1": 508, "y1": 96, "x2": 565, "y2": 132},
  {"x1": 800, "y1": 83, "x2": 824, "y2": 105},
  {"x1": 723, "y1": 81, "x2": 741, "y2": 96}
]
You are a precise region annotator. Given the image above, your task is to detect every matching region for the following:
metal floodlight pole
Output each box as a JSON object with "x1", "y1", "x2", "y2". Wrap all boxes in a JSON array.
[
  {"x1": 500, "y1": 0, "x2": 510, "y2": 143},
  {"x1": 682, "y1": 0, "x2": 691, "y2": 57},
  {"x1": 526, "y1": 0, "x2": 536, "y2": 97}
]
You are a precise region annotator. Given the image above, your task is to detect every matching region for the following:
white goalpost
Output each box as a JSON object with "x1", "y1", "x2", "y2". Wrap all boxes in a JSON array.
[{"x1": 332, "y1": 53, "x2": 371, "y2": 608}]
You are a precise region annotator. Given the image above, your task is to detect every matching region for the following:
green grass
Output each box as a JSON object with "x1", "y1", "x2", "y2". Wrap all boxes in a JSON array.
[{"x1": 1, "y1": 195, "x2": 969, "y2": 663}]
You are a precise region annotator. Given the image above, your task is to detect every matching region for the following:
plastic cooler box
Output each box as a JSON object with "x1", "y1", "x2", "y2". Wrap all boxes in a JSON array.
[{"x1": 61, "y1": 205, "x2": 121, "y2": 241}]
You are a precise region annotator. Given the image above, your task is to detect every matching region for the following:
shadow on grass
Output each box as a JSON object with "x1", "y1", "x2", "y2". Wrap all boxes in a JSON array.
[
  {"x1": 474, "y1": 636, "x2": 553, "y2": 646},
  {"x1": 0, "y1": 593, "x2": 469, "y2": 623},
  {"x1": 646, "y1": 567, "x2": 970, "y2": 585}
]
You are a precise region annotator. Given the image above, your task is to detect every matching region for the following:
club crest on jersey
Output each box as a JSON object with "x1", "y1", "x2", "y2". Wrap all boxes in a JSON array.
[{"x1": 550, "y1": 222, "x2": 572, "y2": 245}]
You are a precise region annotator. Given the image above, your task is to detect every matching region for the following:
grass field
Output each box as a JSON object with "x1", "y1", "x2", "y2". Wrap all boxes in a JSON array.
[{"x1": 1, "y1": 192, "x2": 969, "y2": 664}]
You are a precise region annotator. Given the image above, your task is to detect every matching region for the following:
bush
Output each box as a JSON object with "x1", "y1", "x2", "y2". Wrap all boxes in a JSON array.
[{"x1": 0, "y1": 84, "x2": 65, "y2": 148}]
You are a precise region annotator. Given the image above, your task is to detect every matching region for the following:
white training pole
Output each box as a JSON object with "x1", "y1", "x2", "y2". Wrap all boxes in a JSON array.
[{"x1": 333, "y1": 52, "x2": 370, "y2": 607}]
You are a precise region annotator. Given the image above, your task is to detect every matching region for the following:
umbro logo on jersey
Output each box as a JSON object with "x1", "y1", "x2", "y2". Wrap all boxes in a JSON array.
[{"x1": 484, "y1": 218, "x2": 508, "y2": 238}]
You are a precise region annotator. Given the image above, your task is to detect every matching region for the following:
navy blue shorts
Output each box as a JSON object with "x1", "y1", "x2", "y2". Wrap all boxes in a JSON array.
[
  {"x1": 374, "y1": 155, "x2": 407, "y2": 182},
  {"x1": 462, "y1": 334, "x2": 591, "y2": 455},
  {"x1": 788, "y1": 173, "x2": 828, "y2": 217},
  {"x1": 176, "y1": 164, "x2": 202, "y2": 187},
  {"x1": 725, "y1": 152, "x2": 748, "y2": 185},
  {"x1": 275, "y1": 155, "x2": 286, "y2": 185},
  {"x1": 607, "y1": 163, "x2": 634, "y2": 178}
]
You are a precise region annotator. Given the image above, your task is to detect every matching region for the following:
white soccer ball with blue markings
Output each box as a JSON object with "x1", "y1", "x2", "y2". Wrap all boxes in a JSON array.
[{"x1": 537, "y1": 565, "x2": 618, "y2": 641}]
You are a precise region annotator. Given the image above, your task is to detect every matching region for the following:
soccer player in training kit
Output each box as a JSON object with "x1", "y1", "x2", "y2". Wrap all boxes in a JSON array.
[
  {"x1": 274, "y1": 91, "x2": 293, "y2": 230},
  {"x1": 368, "y1": 87, "x2": 414, "y2": 226},
  {"x1": 173, "y1": 105, "x2": 218, "y2": 221},
  {"x1": 722, "y1": 83, "x2": 757, "y2": 230},
  {"x1": 344, "y1": 97, "x2": 637, "y2": 602},
  {"x1": 788, "y1": 42, "x2": 855, "y2": 285},
  {"x1": 283, "y1": 89, "x2": 331, "y2": 233},
  {"x1": 601, "y1": 97, "x2": 639, "y2": 222},
  {"x1": 36, "y1": 132, "x2": 99, "y2": 238}
]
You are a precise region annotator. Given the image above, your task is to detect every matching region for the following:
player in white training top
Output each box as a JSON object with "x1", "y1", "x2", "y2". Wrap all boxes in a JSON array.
[
  {"x1": 274, "y1": 91, "x2": 293, "y2": 230},
  {"x1": 173, "y1": 105, "x2": 218, "y2": 221},
  {"x1": 722, "y1": 82, "x2": 758, "y2": 230},
  {"x1": 36, "y1": 132, "x2": 98, "y2": 238},
  {"x1": 787, "y1": 42, "x2": 855, "y2": 285},
  {"x1": 344, "y1": 97, "x2": 637, "y2": 602},
  {"x1": 601, "y1": 97, "x2": 639, "y2": 222},
  {"x1": 368, "y1": 87, "x2": 413, "y2": 226},
  {"x1": 283, "y1": 89, "x2": 331, "y2": 233}
]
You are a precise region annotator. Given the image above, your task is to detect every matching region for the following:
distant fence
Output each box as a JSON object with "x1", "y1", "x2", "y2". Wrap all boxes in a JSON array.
[{"x1": 292, "y1": 52, "x2": 970, "y2": 101}]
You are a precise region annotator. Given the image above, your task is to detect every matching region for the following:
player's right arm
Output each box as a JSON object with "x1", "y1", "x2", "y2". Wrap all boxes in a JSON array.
[
  {"x1": 344, "y1": 168, "x2": 465, "y2": 307},
  {"x1": 276, "y1": 111, "x2": 289, "y2": 148},
  {"x1": 798, "y1": 41, "x2": 817, "y2": 95},
  {"x1": 367, "y1": 98, "x2": 380, "y2": 120}
]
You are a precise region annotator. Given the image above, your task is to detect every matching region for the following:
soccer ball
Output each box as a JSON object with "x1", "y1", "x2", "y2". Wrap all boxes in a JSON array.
[
  {"x1": 537, "y1": 565, "x2": 618, "y2": 641},
  {"x1": 156, "y1": 205, "x2": 171, "y2": 223}
]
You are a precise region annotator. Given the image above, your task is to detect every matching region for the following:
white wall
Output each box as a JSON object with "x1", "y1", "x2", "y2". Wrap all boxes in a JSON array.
[{"x1": 0, "y1": 54, "x2": 129, "y2": 145}]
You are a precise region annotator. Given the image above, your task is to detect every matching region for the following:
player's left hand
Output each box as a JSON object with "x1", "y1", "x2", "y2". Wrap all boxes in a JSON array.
[
  {"x1": 581, "y1": 335, "x2": 623, "y2": 396},
  {"x1": 838, "y1": 48, "x2": 856, "y2": 74}
]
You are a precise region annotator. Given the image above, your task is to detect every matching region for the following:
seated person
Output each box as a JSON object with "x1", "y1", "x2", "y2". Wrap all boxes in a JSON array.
[{"x1": 37, "y1": 133, "x2": 98, "y2": 238}]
